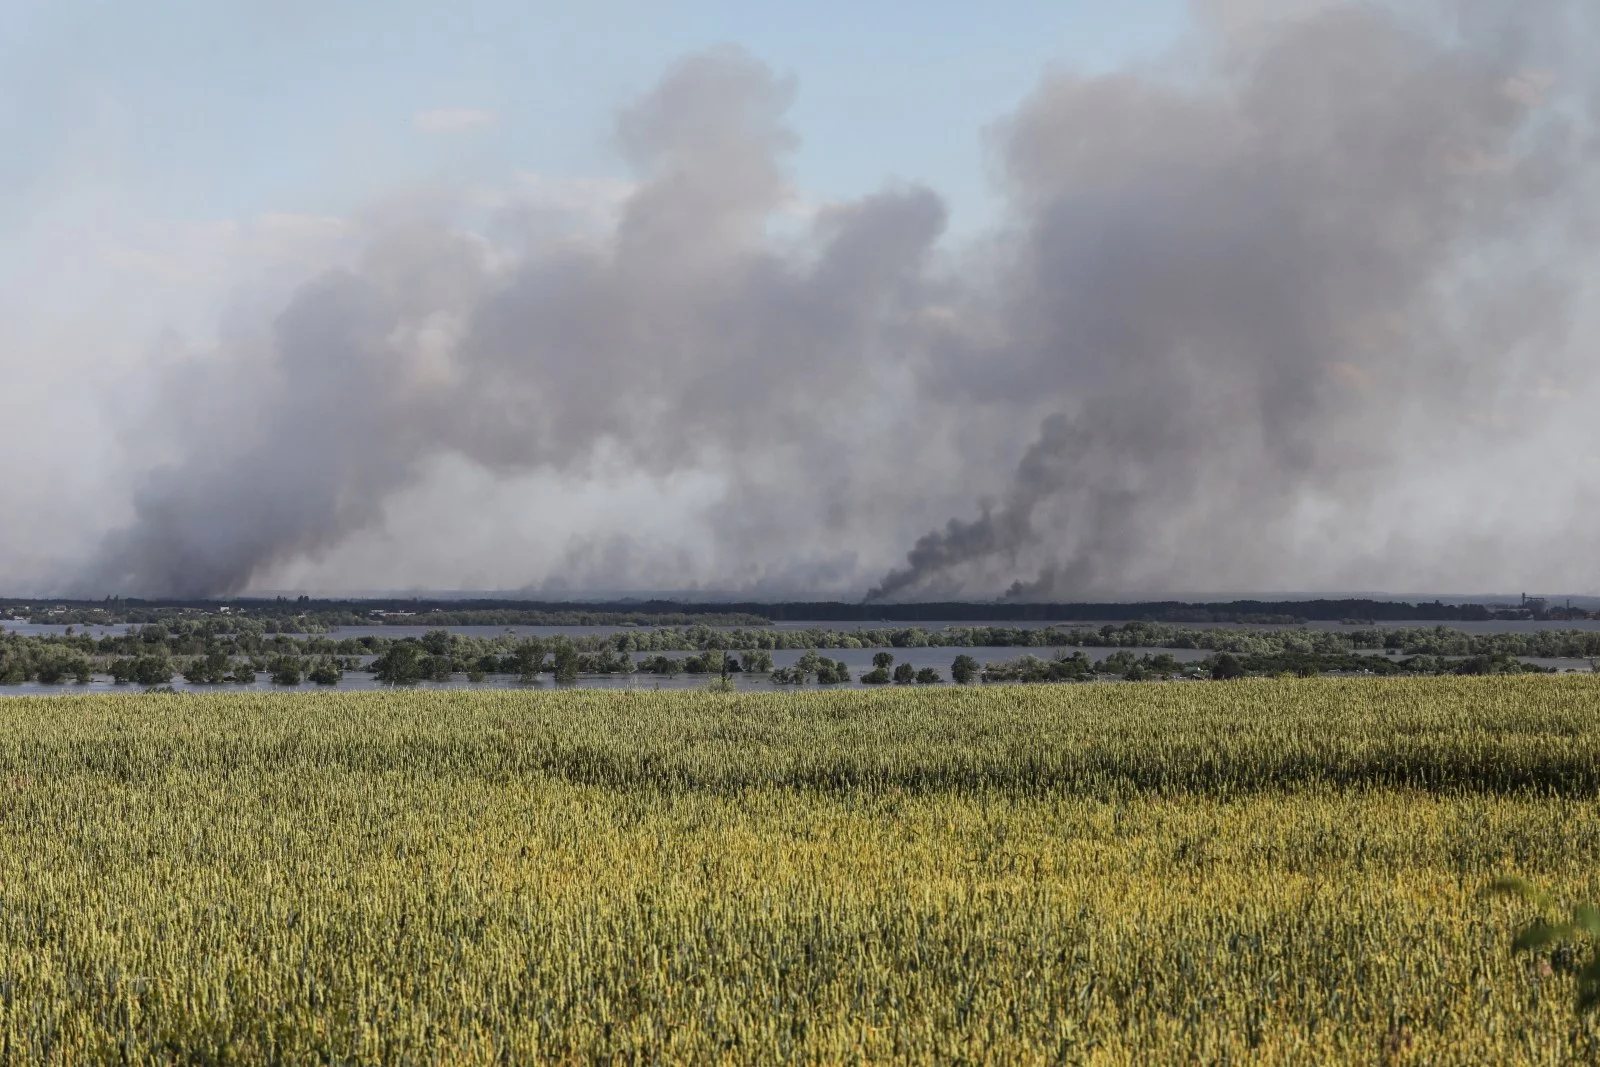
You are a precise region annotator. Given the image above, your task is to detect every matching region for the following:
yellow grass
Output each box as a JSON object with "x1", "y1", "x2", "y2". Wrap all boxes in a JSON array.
[{"x1": 1, "y1": 677, "x2": 1599, "y2": 1063}]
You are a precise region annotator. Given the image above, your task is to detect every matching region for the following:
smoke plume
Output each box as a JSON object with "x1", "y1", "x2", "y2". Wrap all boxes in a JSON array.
[
  {"x1": 873, "y1": 0, "x2": 1600, "y2": 598},
  {"x1": 74, "y1": 2, "x2": 1600, "y2": 598}
]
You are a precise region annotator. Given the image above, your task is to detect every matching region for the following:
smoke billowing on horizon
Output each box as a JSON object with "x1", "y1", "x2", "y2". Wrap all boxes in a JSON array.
[{"x1": 8, "y1": 0, "x2": 1600, "y2": 601}]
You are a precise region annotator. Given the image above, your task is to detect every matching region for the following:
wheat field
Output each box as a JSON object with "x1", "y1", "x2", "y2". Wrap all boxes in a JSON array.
[{"x1": 2, "y1": 678, "x2": 1599, "y2": 1063}]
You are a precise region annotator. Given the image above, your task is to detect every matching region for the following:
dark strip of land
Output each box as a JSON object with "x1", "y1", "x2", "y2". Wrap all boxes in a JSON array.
[{"x1": 1, "y1": 596, "x2": 1587, "y2": 626}]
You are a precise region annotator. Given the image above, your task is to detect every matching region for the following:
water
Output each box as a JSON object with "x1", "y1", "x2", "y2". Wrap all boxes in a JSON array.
[{"x1": 2, "y1": 623, "x2": 141, "y2": 637}]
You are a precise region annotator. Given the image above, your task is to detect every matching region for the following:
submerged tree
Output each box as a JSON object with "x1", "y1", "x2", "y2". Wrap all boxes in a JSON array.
[
  {"x1": 552, "y1": 642, "x2": 580, "y2": 684},
  {"x1": 513, "y1": 638, "x2": 547, "y2": 683},
  {"x1": 372, "y1": 642, "x2": 423, "y2": 686},
  {"x1": 269, "y1": 655, "x2": 302, "y2": 686}
]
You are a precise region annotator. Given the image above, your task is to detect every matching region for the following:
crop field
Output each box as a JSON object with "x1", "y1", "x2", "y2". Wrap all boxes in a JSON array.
[{"x1": 2, "y1": 679, "x2": 1600, "y2": 1063}]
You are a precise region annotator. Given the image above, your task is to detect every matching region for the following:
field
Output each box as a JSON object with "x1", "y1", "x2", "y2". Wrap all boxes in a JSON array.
[{"x1": 2, "y1": 679, "x2": 1600, "y2": 1063}]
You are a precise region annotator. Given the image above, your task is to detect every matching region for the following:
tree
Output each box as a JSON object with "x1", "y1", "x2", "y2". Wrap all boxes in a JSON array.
[
  {"x1": 893, "y1": 662, "x2": 916, "y2": 685},
  {"x1": 873, "y1": 652, "x2": 895, "y2": 670},
  {"x1": 860, "y1": 667, "x2": 891, "y2": 685},
  {"x1": 269, "y1": 655, "x2": 302, "y2": 686},
  {"x1": 740, "y1": 649, "x2": 773, "y2": 674},
  {"x1": 553, "y1": 642, "x2": 580, "y2": 684},
  {"x1": 637, "y1": 654, "x2": 676, "y2": 677},
  {"x1": 513, "y1": 639, "x2": 547, "y2": 683},
  {"x1": 915, "y1": 667, "x2": 942, "y2": 684},
  {"x1": 794, "y1": 649, "x2": 826, "y2": 682},
  {"x1": 230, "y1": 659, "x2": 257, "y2": 684},
  {"x1": 1210, "y1": 652, "x2": 1245, "y2": 681},
  {"x1": 307, "y1": 658, "x2": 342, "y2": 685},
  {"x1": 373, "y1": 642, "x2": 423, "y2": 686},
  {"x1": 0, "y1": 657, "x2": 26, "y2": 685},
  {"x1": 951, "y1": 655, "x2": 979, "y2": 684},
  {"x1": 184, "y1": 651, "x2": 230, "y2": 685},
  {"x1": 419, "y1": 654, "x2": 453, "y2": 682},
  {"x1": 132, "y1": 656, "x2": 172, "y2": 687},
  {"x1": 1099, "y1": 650, "x2": 1137, "y2": 676}
]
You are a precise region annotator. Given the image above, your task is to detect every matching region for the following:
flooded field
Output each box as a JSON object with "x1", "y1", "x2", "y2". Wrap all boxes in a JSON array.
[{"x1": 0, "y1": 642, "x2": 1589, "y2": 697}]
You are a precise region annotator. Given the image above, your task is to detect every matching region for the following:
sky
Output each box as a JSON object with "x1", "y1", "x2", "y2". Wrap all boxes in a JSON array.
[
  {"x1": 6, "y1": 0, "x2": 1600, "y2": 600},
  {"x1": 2, "y1": 0, "x2": 1186, "y2": 235}
]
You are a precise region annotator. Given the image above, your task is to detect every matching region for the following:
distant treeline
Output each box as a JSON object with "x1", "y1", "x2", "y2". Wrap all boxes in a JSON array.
[
  {"x1": 2, "y1": 595, "x2": 1586, "y2": 627},
  {"x1": 6, "y1": 619, "x2": 1600, "y2": 659}
]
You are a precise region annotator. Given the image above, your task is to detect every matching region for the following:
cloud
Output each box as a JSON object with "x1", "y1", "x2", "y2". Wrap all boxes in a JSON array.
[{"x1": 413, "y1": 108, "x2": 497, "y2": 134}]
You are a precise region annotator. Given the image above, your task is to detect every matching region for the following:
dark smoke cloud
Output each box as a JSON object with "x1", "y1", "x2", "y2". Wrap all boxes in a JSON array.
[{"x1": 79, "y1": 3, "x2": 1600, "y2": 598}]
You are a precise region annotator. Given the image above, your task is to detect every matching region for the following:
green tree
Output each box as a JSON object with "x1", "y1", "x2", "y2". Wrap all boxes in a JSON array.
[
  {"x1": 818, "y1": 659, "x2": 851, "y2": 684},
  {"x1": 269, "y1": 655, "x2": 302, "y2": 686},
  {"x1": 132, "y1": 656, "x2": 172, "y2": 686},
  {"x1": 307, "y1": 658, "x2": 342, "y2": 685},
  {"x1": 873, "y1": 652, "x2": 895, "y2": 671},
  {"x1": 793, "y1": 649, "x2": 827, "y2": 682},
  {"x1": 513, "y1": 639, "x2": 546, "y2": 683},
  {"x1": 553, "y1": 642, "x2": 580, "y2": 684},
  {"x1": 915, "y1": 667, "x2": 941, "y2": 684},
  {"x1": 419, "y1": 654, "x2": 453, "y2": 682},
  {"x1": 893, "y1": 662, "x2": 916, "y2": 685},
  {"x1": 373, "y1": 642, "x2": 423, "y2": 686},
  {"x1": 1209, "y1": 653, "x2": 1245, "y2": 680},
  {"x1": 184, "y1": 651, "x2": 230, "y2": 685},
  {"x1": 951, "y1": 655, "x2": 979, "y2": 684},
  {"x1": 420, "y1": 629, "x2": 453, "y2": 656}
]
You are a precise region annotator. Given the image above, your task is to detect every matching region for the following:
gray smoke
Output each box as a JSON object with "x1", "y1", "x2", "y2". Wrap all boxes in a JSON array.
[
  {"x1": 83, "y1": 48, "x2": 952, "y2": 597},
  {"x1": 872, "y1": 0, "x2": 1600, "y2": 599},
  {"x1": 80, "y1": 2, "x2": 1600, "y2": 598}
]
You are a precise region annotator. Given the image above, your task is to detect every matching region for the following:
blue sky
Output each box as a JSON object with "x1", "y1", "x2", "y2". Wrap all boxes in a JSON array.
[{"x1": 4, "y1": 0, "x2": 1189, "y2": 233}]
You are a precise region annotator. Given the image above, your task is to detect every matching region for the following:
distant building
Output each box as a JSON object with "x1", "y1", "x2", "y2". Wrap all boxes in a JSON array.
[{"x1": 1521, "y1": 593, "x2": 1548, "y2": 615}]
